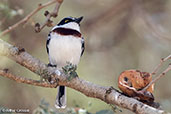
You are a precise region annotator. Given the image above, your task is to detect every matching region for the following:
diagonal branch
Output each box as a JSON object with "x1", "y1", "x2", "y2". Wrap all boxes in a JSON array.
[
  {"x1": 0, "y1": 0, "x2": 63, "y2": 37},
  {"x1": 0, "y1": 39, "x2": 170, "y2": 114}
]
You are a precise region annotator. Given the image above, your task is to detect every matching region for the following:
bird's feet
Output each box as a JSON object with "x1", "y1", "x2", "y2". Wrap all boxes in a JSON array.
[
  {"x1": 43, "y1": 63, "x2": 57, "y2": 84},
  {"x1": 62, "y1": 62, "x2": 78, "y2": 81}
]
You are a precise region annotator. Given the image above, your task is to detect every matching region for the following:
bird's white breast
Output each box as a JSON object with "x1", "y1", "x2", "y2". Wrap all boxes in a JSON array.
[{"x1": 48, "y1": 33, "x2": 82, "y2": 69}]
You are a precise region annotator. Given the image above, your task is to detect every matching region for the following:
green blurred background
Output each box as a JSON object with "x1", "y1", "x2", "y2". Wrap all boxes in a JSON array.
[{"x1": 0, "y1": 0, "x2": 171, "y2": 113}]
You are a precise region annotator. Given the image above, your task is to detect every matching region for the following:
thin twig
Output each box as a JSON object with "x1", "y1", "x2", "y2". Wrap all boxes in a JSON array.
[
  {"x1": 151, "y1": 54, "x2": 171, "y2": 75},
  {"x1": 0, "y1": 0, "x2": 63, "y2": 37},
  {"x1": 141, "y1": 64, "x2": 171, "y2": 92},
  {"x1": 35, "y1": 0, "x2": 63, "y2": 32},
  {"x1": 141, "y1": 54, "x2": 171, "y2": 92},
  {"x1": 0, "y1": 69, "x2": 57, "y2": 88}
]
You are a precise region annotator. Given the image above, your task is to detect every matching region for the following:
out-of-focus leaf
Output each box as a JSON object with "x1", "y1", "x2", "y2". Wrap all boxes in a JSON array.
[
  {"x1": 110, "y1": 104, "x2": 122, "y2": 113},
  {"x1": 95, "y1": 110, "x2": 114, "y2": 114},
  {"x1": 78, "y1": 109, "x2": 88, "y2": 114},
  {"x1": 0, "y1": 2, "x2": 23, "y2": 20}
]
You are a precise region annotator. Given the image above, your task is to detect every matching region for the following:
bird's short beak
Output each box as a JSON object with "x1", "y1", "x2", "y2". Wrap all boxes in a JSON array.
[{"x1": 75, "y1": 16, "x2": 83, "y2": 24}]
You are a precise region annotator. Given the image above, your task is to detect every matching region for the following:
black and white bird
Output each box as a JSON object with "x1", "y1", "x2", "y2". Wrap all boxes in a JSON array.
[{"x1": 46, "y1": 16, "x2": 84, "y2": 108}]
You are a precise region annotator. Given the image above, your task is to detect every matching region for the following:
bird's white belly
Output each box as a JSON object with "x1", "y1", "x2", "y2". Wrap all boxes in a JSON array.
[{"x1": 48, "y1": 35, "x2": 82, "y2": 69}]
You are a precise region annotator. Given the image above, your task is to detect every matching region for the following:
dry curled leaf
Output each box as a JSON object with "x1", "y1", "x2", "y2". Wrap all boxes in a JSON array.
[{"x1": 118, "y1": 69, "x2": 154, "y2": 102}]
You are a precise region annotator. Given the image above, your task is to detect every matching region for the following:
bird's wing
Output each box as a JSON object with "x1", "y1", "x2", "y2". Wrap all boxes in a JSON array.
[
  {"x1": 46, "y1": 32, "x2": 51, "y2": 54},
  {"x1": 81, "y1": 37, "x2": 85, "y2": 56}
]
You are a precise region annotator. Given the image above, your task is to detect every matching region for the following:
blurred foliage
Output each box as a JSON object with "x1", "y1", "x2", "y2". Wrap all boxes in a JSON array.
[
  {"x1": 62, "y1": 62, "x2": 78, "y2": 81},
  {"x1": 0, "y1": 0, "x2": 171, "y2": 114},
  {"x1": 110, "y1": 105, "x2": 122, "y2": 113},
  {"x1": 33, "y1": 99, "x2": 115, "y2": 114},
  {"x1": 0, "y1": 1, "x2": 23, "y2": 28},
  {"x1": 0, "y1": 3, "x2": 21, "y2": 19}
]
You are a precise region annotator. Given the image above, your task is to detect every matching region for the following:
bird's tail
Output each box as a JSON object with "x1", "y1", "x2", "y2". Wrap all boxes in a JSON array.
[{"x1": 55, "y1": 86, "x2": 66, "y2": 109}]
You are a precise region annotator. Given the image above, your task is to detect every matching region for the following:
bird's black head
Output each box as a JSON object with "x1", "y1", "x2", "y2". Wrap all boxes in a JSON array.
[{"x1": 57, "y1": 16, "x2": 83, "y2": 26}]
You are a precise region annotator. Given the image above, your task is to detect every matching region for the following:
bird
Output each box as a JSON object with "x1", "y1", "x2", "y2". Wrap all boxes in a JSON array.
[{"x1": 46, "y1": 16, "x2": 84, "y2": 108}]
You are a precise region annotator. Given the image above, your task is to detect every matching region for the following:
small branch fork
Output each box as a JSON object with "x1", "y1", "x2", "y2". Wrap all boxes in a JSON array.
[
  {"x1": 35, "y1": 0, "x2": 63, "y2": 32},
  {"x1": 141, "y1": 54, "x2": 171, "y2": 92},
  {"x1": 0, "y1": 0, "x2": 63, "y2": 37}
]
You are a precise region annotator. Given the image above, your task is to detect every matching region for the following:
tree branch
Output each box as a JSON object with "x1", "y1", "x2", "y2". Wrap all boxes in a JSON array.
[
  {"x1": 0, "y1": 0, "x2": 63, "y2": 37},
  {"x1": 0, "y1": 68, "x2": 57, "y2": 88},
  {"x1": 0, "y1": 39, "x2": 170, "y2": 114},
  {"x1": 35, "y1": 0, "x2": 63, "y2": 32}
]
